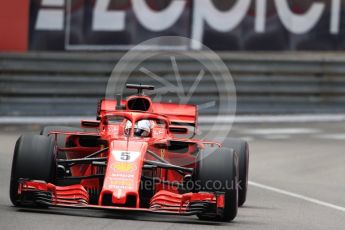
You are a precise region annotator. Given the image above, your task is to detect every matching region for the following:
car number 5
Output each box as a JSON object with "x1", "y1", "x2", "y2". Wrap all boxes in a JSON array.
[{"x1": 120, "y1": 152, "x2": 130, "y2": 161}]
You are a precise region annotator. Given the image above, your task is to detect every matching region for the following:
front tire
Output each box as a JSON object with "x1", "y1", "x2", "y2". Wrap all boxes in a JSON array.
[
  {"x1": 224, "y1": 139, "x2": 249, "y2": 206},
  {"x1": 194, "y1": 148, "x2": 239, "y2": 222},
  {"x1": 10, "y1": 135, "x2": 56, "y2": 206}
]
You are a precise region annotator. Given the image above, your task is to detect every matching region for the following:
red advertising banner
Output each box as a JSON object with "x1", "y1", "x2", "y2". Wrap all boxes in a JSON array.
[{"x1": 0, "y1": 0, "x2": 29, "y2": 52}]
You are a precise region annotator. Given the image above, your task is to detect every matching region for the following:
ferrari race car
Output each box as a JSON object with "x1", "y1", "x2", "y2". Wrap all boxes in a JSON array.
[{"x1": 10, "y1": 84, "x2": 249, "y2": 222}]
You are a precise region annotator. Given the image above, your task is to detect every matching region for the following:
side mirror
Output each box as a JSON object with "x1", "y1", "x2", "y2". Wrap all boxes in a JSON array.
[
  {"x1": 81, "y1": 120, "x2": 100, "y2": 128},
  {"x1": 169, "y1": 125, "x2": 189, "y2": 134}
]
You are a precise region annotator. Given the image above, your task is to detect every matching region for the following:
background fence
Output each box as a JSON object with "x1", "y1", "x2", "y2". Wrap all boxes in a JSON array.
[{"x1": 2, "y1": 52, "x2": 345, "y2": 116}]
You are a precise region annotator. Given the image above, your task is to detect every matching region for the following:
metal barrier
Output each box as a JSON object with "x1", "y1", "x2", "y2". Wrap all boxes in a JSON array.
[{"x1": 1, "y1": 52, "x2": 345, "y2": 116}]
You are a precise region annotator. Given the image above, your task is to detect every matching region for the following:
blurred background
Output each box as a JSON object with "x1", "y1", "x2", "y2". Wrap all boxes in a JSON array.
[{"x1": 3, "y1": 0, "x2": 345, "y2": 118}]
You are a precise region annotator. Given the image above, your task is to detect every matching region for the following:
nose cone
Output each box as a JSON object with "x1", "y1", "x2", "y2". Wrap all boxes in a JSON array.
[{"x1": 99, "y1": 140, "x2": 148, "y2": 207}]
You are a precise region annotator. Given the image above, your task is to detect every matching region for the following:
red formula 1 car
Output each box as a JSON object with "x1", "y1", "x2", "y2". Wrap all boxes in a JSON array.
[{"x1": 10, "y1": 84, "x2": 249, "y2": 222}]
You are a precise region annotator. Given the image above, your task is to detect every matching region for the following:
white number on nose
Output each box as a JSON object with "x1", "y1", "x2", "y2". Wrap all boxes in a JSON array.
[{"x1": 112, "y1": 151, "x2": 140, "y2": 162}]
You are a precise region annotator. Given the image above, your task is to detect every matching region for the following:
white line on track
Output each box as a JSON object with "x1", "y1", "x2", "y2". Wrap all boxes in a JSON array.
[
  {"x1": 244, "y1": 128, "x2": 320, "y2": 135},
  {"x1": 262, "y1": 134, "x2": 291, "y2": 140},
  {"x1": 249, "y1": 181, "x2": 345, "y2": 213},
  {"x1": 315, "y1": 133, "x2": 345, "y2": 140}
]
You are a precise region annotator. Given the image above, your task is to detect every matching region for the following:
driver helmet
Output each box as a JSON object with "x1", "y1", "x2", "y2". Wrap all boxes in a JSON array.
[{"x1": 125, "y1": 120, "x2": 151, "y2": 137}]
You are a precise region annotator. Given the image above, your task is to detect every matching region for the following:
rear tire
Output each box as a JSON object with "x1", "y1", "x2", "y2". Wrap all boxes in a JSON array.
[
  {"x1": 40, "y1": 126, "x2": 83, "y2": 159},
  {"x1": 224, "y1": 139, "x2": 249, "y2": 207},
  {"x1": 10, "y1": 135, "x2": 56, "y2": 206},
  {"x1": 194, "y1": 148, "x2": 239, "y2": 222},
  {"x1": 40, "y1": 126, "x2": 84, "y2": 147}
]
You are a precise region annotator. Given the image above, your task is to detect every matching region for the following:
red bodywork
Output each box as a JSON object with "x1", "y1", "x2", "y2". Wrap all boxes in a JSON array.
[{"x1": 18, "y1": 90, "x2": 224, "y2": 216}]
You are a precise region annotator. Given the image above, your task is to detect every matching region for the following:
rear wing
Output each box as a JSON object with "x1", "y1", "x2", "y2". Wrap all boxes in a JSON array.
[
  {"x1": 151, "y1": 102, "x2": 197, "y2": 127},
  {"x1": 98, "y1": 99, "x2": 197, "y2": 127}
]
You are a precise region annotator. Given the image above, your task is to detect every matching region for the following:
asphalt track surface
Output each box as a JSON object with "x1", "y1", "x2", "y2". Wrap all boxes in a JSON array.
[{"x1": 0, "y1": 122, "x2": 344, "y2": 230}]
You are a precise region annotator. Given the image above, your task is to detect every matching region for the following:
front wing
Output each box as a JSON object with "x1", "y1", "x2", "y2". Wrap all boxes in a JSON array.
[{"x1": 16, "y1": 180, "x2": 225, "y2": 216}]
